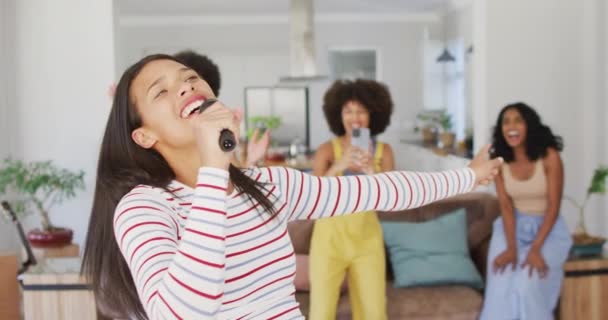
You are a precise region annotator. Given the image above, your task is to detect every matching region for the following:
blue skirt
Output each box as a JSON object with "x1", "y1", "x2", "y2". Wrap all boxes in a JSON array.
[{"x1": 480, "y1": 211, "x2": 573, "y2": 320}]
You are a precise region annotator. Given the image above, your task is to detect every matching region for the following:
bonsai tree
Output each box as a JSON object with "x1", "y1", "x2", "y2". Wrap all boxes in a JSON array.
[
  {"x1": 0, "y1": 158, "x2": 85, "y2": 232},
  {"x1": 564, "y1": 165, "x2": 608, "y2": 241},
  {"x1": 438, "y1": 111, "x2": 453, "y2": 133},
  {"x1": 415, "y1": 110, "x2": 452, "y2": 132},
  {"x1": 247, "y1": 115, "x2": 282, "y2": 140}
]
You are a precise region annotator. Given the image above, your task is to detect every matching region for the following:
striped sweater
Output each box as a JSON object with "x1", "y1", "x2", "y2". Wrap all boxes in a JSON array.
[{"x1": 114, "y1": 166, "x2": 476, "y2": 319}]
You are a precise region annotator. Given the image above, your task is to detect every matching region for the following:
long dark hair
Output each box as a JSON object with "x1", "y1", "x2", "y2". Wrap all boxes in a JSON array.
[
  {"x1": 81, "y1": 54, "x2": 274, "y2": 319},
  {"x1": 491, "y1": 102, "x2": 563, "y2": 162}
]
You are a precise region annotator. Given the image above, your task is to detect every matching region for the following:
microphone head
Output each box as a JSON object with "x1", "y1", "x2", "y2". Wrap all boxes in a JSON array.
[{"x1": 197, "y1": 98, "x2": 218, "y2": 114}]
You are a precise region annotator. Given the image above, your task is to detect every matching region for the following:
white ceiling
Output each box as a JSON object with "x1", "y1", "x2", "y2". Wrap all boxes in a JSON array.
[{"x1": 116, "y1": 0, "x2": 454, "y2": 16}]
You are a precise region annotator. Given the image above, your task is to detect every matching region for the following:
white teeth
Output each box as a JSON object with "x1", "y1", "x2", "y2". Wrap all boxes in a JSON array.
[
  {"x1": 181, "y1": 100, "x2": 205, "y2": 118},
  {"x1": 507, "y1": 130, "x2": 519, "y2": 137}
]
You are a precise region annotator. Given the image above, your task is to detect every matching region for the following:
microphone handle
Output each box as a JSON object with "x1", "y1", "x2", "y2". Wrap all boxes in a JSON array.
[
  {"x1": 196, "y1": 98, "x2": 237, "y2": 152},
  {"x1": 220, "y1": 129, "x2": 236, "y2": 152}
]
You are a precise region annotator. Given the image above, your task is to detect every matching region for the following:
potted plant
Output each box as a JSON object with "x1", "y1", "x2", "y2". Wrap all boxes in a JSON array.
[
  {"x1": 438, "y1": 111, "x2": 455, "y2": 149},
  {"x1": 564, "y1": 166, "x2": 608, "y2": 256},
  {"x1": 247, "y1": 115, "x2": 283, "y2": 162},
  {"x1": 0, "y1": 158, "x2": 85, "y2": 247},
  {"x1": 416, "y1": 112, "x2": 438, "y2": 144}
]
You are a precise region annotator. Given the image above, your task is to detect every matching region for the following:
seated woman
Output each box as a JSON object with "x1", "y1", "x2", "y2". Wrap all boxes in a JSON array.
[
  {"x1": 309, "y1": 79, "x2": 394, "y2": 320},
  {"x1": 81, "y1": 53, "x2": 502, "y2": 320},
  {"x1": 480, "y1": 102, "x2": 573, "y2": 320}
]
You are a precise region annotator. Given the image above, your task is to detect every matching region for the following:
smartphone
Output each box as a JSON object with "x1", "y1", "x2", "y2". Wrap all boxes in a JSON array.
[{"x1": 351, "y1": 127, "x2": 371, "y2": 151}]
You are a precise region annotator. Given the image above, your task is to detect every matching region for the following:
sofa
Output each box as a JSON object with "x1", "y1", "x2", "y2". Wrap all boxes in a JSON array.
[{"x1": 287, "y1": 192, "x2": 500, "y2": 320}]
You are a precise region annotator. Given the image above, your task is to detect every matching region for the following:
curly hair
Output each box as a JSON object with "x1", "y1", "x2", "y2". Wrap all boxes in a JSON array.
[
  {"x1": 491, "y1": 102, "x2": 563, "y2": 162},
  {"x1": 322, "y1": 79, "x2": 393, "y2": 136},
  {"x1": 174, "y1": 50, "x2": 221, "y2": 96}
]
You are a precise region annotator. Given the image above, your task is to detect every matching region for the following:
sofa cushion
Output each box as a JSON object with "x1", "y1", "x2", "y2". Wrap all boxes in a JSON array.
[
  {"x1": 378, "y1": 192, "x2": 500, "y2": 279},
  {"x1": 381, "y1": 209, "x2": 484, "y2": 289}
]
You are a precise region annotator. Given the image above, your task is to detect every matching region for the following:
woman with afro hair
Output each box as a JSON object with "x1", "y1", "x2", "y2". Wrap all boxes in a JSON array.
[
  {"x1": 309, "y1": 79, "x2": 395, "y2": 319},
  {"x1": 480, "y1": 102, "x2": 572, "y2": 320}
]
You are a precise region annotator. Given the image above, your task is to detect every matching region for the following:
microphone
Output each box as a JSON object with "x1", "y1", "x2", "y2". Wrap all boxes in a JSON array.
[{"x1": 197, "y1": 98, "x2": 237, "y2": 152}]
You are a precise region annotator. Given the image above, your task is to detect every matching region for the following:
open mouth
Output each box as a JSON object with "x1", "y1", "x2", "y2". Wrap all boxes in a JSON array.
[
  {"x1": 507, "y1": 130, "x2": 520, "y2": 139},
  {"x1": 180, "y1": 98, "x2": 206, "y2": 119},
  {"x1": 180, "y1": 98, "x2": 219, "y2": 119}
]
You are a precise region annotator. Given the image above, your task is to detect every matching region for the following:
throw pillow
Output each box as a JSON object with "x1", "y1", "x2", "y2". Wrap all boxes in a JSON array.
[{"x1": 381, "y1": 208, "x2": 483, "y2": 289}]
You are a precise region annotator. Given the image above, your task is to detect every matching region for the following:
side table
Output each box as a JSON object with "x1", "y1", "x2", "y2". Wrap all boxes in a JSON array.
[{"x1": 560, "y1": 255, "x2": 608, "y2": 319}]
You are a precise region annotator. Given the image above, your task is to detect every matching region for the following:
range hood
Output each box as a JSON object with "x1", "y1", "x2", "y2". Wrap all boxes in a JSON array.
[{"x1": 279, "y1": 0, "x2": 327, "y2": 82}]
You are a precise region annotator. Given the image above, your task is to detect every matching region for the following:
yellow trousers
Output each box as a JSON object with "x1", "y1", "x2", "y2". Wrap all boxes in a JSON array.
[{"x1": 309, "y1": 212, "x2": 386, "y2": 320}]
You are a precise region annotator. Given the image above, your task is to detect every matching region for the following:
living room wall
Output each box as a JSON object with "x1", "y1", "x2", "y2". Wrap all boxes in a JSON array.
[
  {"x1": 0, "y1": 0, "x2": 18, "y2": 253},
  {"x1": 3, "y1": 0, "x2": 116, "y2": 252},
  {"x1": 116, "y1": 15, "x2": 441, "y2": 150}
]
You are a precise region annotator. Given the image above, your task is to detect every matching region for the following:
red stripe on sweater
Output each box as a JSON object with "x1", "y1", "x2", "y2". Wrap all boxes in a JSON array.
[
  {"x1": 129, "y1": 237, "x2": 177, "y2": 264},
  {"x1": 373, "y1": 176, "x2": 381, "y2": 209},
  {"x1": 225, "y1": 251, "x2": 294, "y2": 283},
  {"x1": 223, "y1": 271, "x2": 295, "y2": 305},
  {"x1": 415, "y1": 172, "x2": 426, "y2": 205},
  {"x1": 185, "y1": 228, "x2": 225, "y2": 240},
  {"x1": 142, "y1": 267, "x2": 168, "y2": 293},
  {"x1": 288, "y1": 171, "x2": 305, "y2": 220},
  {"x1": 398, "y1": 172, "x2": 414, "y2": 208},
  {"x1": 385, "y1": 173, "x2": 399, "y2": 210},
  {"x1": 157, "y1": 291, "x2": 184, "y2": 320},
  {"x1": 168, "y1": 272, "x2": 224, "y2": 300},
  {"x1": 306, "y1": 177, "x2": 322, "y2": 219},
  {"x1": 353, "y1": 176, "x2": 362, "y2": 212},
  {"x1": 146, "y1": 290, "x2": 158, "y2": 305},
  {"x1": 136, "y1": 251, "x2": 173, "y2": 277},
  {"x1": 329, "y1": 177, "x2": 342, "y2": 217},
  {"x1": 441, "y1": 172, "x2": 449, "y2": 198},
  {"x1": 268, "y1": 306, "x2": 300, "y2": 320},
  {"x1": 227, "y1": 228, "x2": 288, "y2": 258},
  {"x1": 236, "y1": 312, "x2": 253, "y2": 320},
  {"x1": 228, "y1": 186, "x2": 276, "y2": 220},
  {"x1": 120, "y1": 221, "x2": 171, "y2": 247},
  {"x1": 227, "y1": 202, "x2": 286, "y2": 238},
  {"x1": 430, "y1": 174, "x2": 438, "y2": 201},
  {"x1": 284, "y1": 167, "x2": 290, "y2": 209},
  {"x1": 114, "y1": 205, "x2": 162, "y2": 225},
  {"x1": 196, "y1": 184, "x2": 227, "y2": 192},
  {"x1": 178, "y1": 250, "x2": 225, "y2": 268},
  {"x1": 191, "y1": 206, "x2": 226, "y2": 215}
]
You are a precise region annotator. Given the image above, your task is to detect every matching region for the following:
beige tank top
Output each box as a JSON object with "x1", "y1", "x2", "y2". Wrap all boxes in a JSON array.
[{"x1": 502, "y1": 160, "x2": 547, "y2": 215}]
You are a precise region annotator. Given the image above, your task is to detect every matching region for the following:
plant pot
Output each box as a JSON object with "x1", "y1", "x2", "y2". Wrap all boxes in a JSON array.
[
  {"x1": 570, "y1": 233, "x2": 606, "y2": 258},
  {"x1": 27, "y1": 227, "x2": 73, "y2": 248},
  {"x1": 421, "y1": 126, "x2": 437, "y2": 144},
  {"x1": 440, "y1": 132, "x2": 455, "y2": 149}
]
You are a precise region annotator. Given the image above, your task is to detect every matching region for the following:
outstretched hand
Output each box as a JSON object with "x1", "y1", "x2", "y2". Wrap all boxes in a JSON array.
[
  {"x1": 245, "y1": 128, "x2": 271, "y2": 167},
  {"x1": 468, "y1": 144, "x2": 503, "y2": 186}
]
